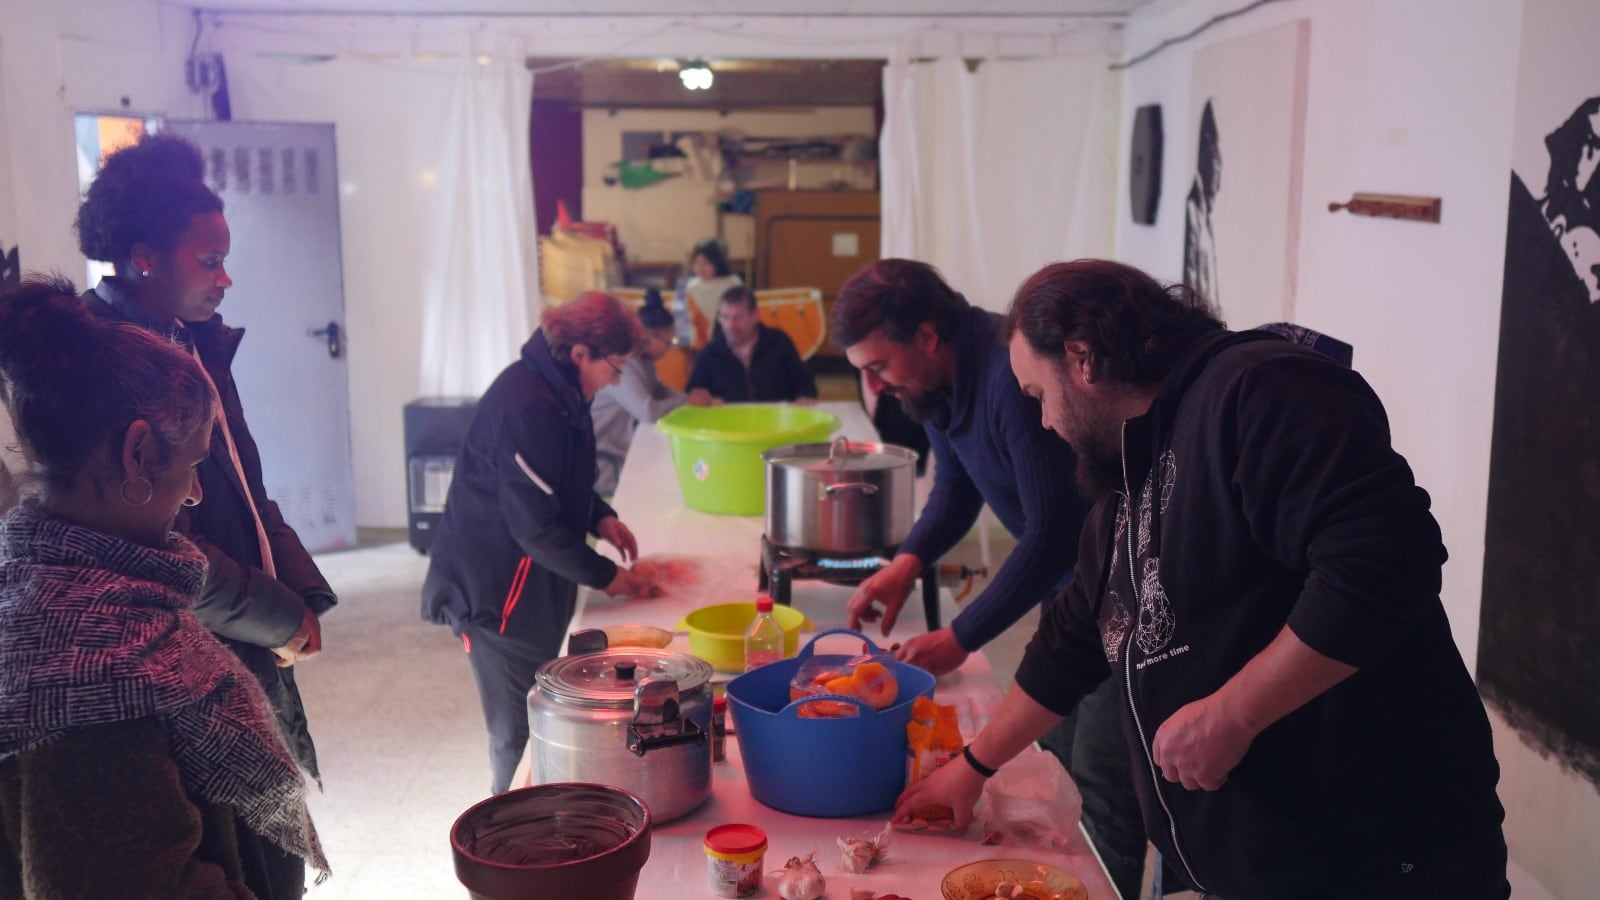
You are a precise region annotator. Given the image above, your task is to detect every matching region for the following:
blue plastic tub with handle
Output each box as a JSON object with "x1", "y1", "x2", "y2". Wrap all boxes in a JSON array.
[{"x1": 723, "y1": 628, "x2": 936, "y2": 817}]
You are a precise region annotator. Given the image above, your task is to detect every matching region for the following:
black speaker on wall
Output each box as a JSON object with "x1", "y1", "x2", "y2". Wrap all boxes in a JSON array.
[{"x1": 1129, "y1": 104, "x2": 1164, "y2": 225}]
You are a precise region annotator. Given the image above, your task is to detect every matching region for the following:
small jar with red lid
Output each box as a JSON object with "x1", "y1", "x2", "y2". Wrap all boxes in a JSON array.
[{"x1": 703, "y1": 823, "x2": 766, "y2": 897}]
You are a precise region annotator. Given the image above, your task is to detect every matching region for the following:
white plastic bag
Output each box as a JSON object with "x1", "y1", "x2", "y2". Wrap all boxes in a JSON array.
[{"x1": 973, "y1": 747, "x2": 1083, "y2": 852}]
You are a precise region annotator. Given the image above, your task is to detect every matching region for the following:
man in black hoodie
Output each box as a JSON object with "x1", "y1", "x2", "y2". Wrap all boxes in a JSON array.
[{"x1": 895, "y1": 259, "x2": 1508, "y2": 900}]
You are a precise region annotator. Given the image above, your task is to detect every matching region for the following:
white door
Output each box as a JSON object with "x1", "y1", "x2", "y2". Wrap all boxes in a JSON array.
[{"x1": 166, "y1": 120, "x2": 357, "y2": 553}]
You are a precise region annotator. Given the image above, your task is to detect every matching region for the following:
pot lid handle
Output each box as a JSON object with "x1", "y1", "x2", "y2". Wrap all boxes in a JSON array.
[
  {"x1": 626, "y1": 675, "x2": 707, "y2": 756},
  {"x1": 632, "y1": 676, "x2": 680, "y2": 725},
  {"x1": 567, "y1": 629, "x2": 608, "y2": 655},
  {"x1": 825, "y1": 435, "x2": 852, "y2": 467}
]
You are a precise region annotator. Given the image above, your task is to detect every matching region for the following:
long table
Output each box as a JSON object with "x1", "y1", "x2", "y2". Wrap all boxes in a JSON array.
[{"x1": 517, "y1": 402, "x2": 1116, "y2": 899}]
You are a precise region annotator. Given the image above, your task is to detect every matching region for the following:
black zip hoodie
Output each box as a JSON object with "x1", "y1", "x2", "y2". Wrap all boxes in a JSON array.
[
  {"x1": 421, "y1": 330, "x2": 619, "y2": 656},
  {"x1": 1016, "y1": 330, "x2": 1504, "y2": 899}
]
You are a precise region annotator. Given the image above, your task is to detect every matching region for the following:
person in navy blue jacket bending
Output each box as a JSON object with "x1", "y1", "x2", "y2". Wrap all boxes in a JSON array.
[{"x1": 422, "y1": 292, "x2": 654, "y2": 794}]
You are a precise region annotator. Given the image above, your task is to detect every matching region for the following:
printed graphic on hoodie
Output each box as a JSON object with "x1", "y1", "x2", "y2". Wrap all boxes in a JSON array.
[
  {"x1": 1104, "y1": 505, "x2": 1132, "y2": 664},
  {"x1": 1106, "y1": 451, "x2": 1179, "y2": 664}
]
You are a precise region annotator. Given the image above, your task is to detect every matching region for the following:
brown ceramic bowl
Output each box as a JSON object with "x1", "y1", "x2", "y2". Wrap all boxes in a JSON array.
[
  {"x1": 451, "y1": 783, "x2": 651, "y2": 900},
  {"x1": 940, "y1": 857, "x2": 1088, "y2": 900}
]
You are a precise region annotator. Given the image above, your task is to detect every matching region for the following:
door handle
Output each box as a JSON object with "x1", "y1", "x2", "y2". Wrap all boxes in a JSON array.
[{"x1": 309, "y1": 321, "x2": 343, "y2": 359}]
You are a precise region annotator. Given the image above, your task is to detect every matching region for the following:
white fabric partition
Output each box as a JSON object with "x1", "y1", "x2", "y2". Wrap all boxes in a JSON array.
[
  {"x1": 419, "y1": 37, "x2": 538, "y2": 397},
  {"x1": 880, "y1": 52, "x2": 1119, "y2": 312}
]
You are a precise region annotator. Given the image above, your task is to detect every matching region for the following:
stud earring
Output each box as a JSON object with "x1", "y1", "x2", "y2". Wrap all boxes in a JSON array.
[{"x1": 140, "y1": 269, "x2": 151, "y2": 278}]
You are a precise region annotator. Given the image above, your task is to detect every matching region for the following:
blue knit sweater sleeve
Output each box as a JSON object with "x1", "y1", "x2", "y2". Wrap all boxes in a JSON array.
[
  {"x1": 897, "y1": 427, "x2": 985, "y2": 569},
  {"x1": 947, "y1": 381, "x2": 1087, "y2": 651}
]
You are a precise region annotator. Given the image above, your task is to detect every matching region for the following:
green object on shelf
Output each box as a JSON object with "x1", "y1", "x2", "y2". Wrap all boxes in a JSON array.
[
  {"x1": 656, "y1": 404, "x2": 840, "y2": 516},
  {"x1": 614, "y1": 161, "x2": 678, "y2": 190}
]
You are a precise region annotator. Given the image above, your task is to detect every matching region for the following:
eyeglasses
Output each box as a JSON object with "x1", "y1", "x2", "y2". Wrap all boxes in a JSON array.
[{"x1": 601, "y1": 356, "x2": 625, "y2": 381}]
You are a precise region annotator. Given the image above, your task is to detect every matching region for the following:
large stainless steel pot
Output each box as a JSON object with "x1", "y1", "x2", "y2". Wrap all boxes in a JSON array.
[
  {"x1": 763, "y1": 437, "x2": 918, "y2": 555},
  {"x1": 526, "y1": 633, "x2": 712, "y2": 824}
]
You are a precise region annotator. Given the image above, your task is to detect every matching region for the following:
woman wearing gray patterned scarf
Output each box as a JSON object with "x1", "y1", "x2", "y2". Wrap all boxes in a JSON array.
[{"x1": 0, "y1": 277, "x2": 327, "y2": 898}]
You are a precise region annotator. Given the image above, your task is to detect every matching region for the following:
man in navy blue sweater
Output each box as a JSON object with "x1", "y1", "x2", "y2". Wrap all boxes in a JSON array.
[{"x1": 832, "y1": 260, "x2": 1147, "y2": 897}]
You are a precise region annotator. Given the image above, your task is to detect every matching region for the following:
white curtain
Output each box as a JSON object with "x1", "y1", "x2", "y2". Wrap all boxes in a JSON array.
[
  {"x1": 419, "y1": 36, "x2": 538, "y2": 396},
  {"x1": 880, "y1": 52, "x2": 1118, "y2": 312}
]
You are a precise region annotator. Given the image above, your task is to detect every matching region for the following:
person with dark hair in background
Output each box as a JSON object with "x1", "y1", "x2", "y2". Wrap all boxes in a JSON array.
[
  {"x1": 591, "y1": 288, "x2": 709, "y2": 495},
  {"x1": 0, "y1": 276, "x2": 328, "y2": 898},
  {"x1": 71, "y1": 132, "x2": 334, "y2": 899},
  {"x1": 830, "y1": 259, "x2": 1140, "y2": 893},
  {"x1": 422, "y1": 291, "x2": 657, "y2": 794},
  {"x1": 679, "y1": 236, "x2": 742, "y2": 345},
  {"x1": 685, "y1": 286, "x2": 818, "y2": 405},
  {"x1": 897, "y1": 259, "x2": 1508, "y2": 900}
]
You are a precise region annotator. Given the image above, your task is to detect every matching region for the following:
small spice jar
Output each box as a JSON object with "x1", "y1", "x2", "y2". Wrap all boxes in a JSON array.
[
  {"x1": 711, "y1": 695, "x2": 728, "y2": 763},
  {"x1": 703, "y1": 823, "x2": 766, "y2": 898}
]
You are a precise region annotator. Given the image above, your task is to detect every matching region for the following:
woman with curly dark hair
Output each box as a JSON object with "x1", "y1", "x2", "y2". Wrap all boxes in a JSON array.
[{"x1": 71, "y1": 132, "x2": 334, "y2": 899}]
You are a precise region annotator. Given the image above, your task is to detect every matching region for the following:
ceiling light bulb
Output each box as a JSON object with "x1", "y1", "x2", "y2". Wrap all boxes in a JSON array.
[{"x1": 679, "y1": 62, "x2": 713, "y2": 91}]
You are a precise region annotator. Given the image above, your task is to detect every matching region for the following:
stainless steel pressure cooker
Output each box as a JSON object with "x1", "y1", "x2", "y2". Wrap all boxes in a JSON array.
[{"x1": 526, "y1": 633, "x2": 713, "y2": 824}]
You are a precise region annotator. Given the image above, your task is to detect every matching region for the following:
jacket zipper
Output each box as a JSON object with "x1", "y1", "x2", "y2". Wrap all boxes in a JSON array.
[{"x1": 1119, "y1": 422, "x2": 1210, "y2": 895}]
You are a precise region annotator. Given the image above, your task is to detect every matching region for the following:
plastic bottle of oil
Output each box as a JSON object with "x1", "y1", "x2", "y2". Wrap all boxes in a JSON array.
[{"x1": 743, "y1": 596, "x2": 784, "y2": 672}]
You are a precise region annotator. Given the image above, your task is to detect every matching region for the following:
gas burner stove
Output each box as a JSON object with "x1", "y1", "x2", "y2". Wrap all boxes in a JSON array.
[{"x1": 758, "y1": 533, "x2": 942, "y2": 632}]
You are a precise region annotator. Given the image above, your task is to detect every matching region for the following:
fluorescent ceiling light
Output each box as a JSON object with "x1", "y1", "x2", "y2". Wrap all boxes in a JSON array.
[{"x1": 679, "y1": 60, "x2": 713, "y2": 91}]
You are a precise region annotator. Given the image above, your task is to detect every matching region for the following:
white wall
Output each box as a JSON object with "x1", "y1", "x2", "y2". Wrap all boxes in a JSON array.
[
  {"x1": 0, "y1": 0, "x2": 201, "y2": 282},
  {"x1": 580, "y1": 107, "x2": 877, "y2": 265},
  {"x1": 1115, "y1": 0, "x2": 1593, "y2": 895}
]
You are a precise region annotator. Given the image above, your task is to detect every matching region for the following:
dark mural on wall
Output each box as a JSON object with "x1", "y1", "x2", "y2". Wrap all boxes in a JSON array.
[
  {"x1": 1182, "y1": 100, "x2": 1221, "y2": 304},
  {"x1": 1480, "y1": 95, "x2": 1600, "y2": 790}
]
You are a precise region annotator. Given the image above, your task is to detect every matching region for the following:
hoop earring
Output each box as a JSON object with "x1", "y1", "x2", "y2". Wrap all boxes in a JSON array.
[{"x1": 119, "y1": 476, "x2": 154, "y2": 508}]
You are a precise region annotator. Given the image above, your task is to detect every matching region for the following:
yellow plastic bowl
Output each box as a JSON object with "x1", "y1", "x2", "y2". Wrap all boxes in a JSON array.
[{"x1": 677, "y1": 602, "x2": 812, "y2": 673}]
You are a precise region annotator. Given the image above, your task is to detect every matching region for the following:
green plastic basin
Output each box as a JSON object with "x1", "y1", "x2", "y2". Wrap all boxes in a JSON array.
[{"x1": 655, "y1": 404, "x2": 840, "y2": 516}]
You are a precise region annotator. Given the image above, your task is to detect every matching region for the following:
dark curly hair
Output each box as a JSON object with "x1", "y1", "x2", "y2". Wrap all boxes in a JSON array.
[
  {"x1": 75, "y1": 134, "x2": 224, "y2": 265},
  {"x1": 690, "y1": 238, "x2": 732, "y2": 278},
  {"x1": 1005, "y1": 260, "x2": 1224, "y2": 386},
  {"x1": 0, "y1": 274, "x2": 212, "y2": 498},
  {"x1": 831, "y1": 258, "x2": 970, "y2": 349}
]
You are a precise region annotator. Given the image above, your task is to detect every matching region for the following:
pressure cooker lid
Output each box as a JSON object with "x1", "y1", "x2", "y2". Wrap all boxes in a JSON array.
[
  {"x1": 762, "y1": 438, "x2": 918, "y2": 473},
  {"x1": 538, "y1": 647, "x2": 713, "y2": 705}
]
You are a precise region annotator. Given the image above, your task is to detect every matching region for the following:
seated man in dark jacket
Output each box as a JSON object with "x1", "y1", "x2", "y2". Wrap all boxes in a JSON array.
[{"x1": 685, "y1": 286, "x2": 818, "y2": 404}]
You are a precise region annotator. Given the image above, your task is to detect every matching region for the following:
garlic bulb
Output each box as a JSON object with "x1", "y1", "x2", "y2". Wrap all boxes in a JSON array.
[
  {"x1": 836, "y1": 823, "x2": 893, "y2": 873},
  {"x1": 771, "y1": 850, "x2": 826, "y2": 900}
]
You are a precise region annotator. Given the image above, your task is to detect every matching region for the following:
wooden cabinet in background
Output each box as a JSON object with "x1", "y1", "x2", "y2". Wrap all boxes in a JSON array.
[{"x1": 753, "y1": 190, "x2": 879, "y2": 358}]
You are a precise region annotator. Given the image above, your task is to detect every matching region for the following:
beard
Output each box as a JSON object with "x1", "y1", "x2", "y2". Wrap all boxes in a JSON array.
[
  {"x1": 1055, "y1": 374, "x2": 1126, "y2": 501},
  {"x1": 1074, "y1": 441, "x2": 1125, "y2": 502},
  {"x1": 897, "y1": 386, "x2": 949, "y2": 423}
]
